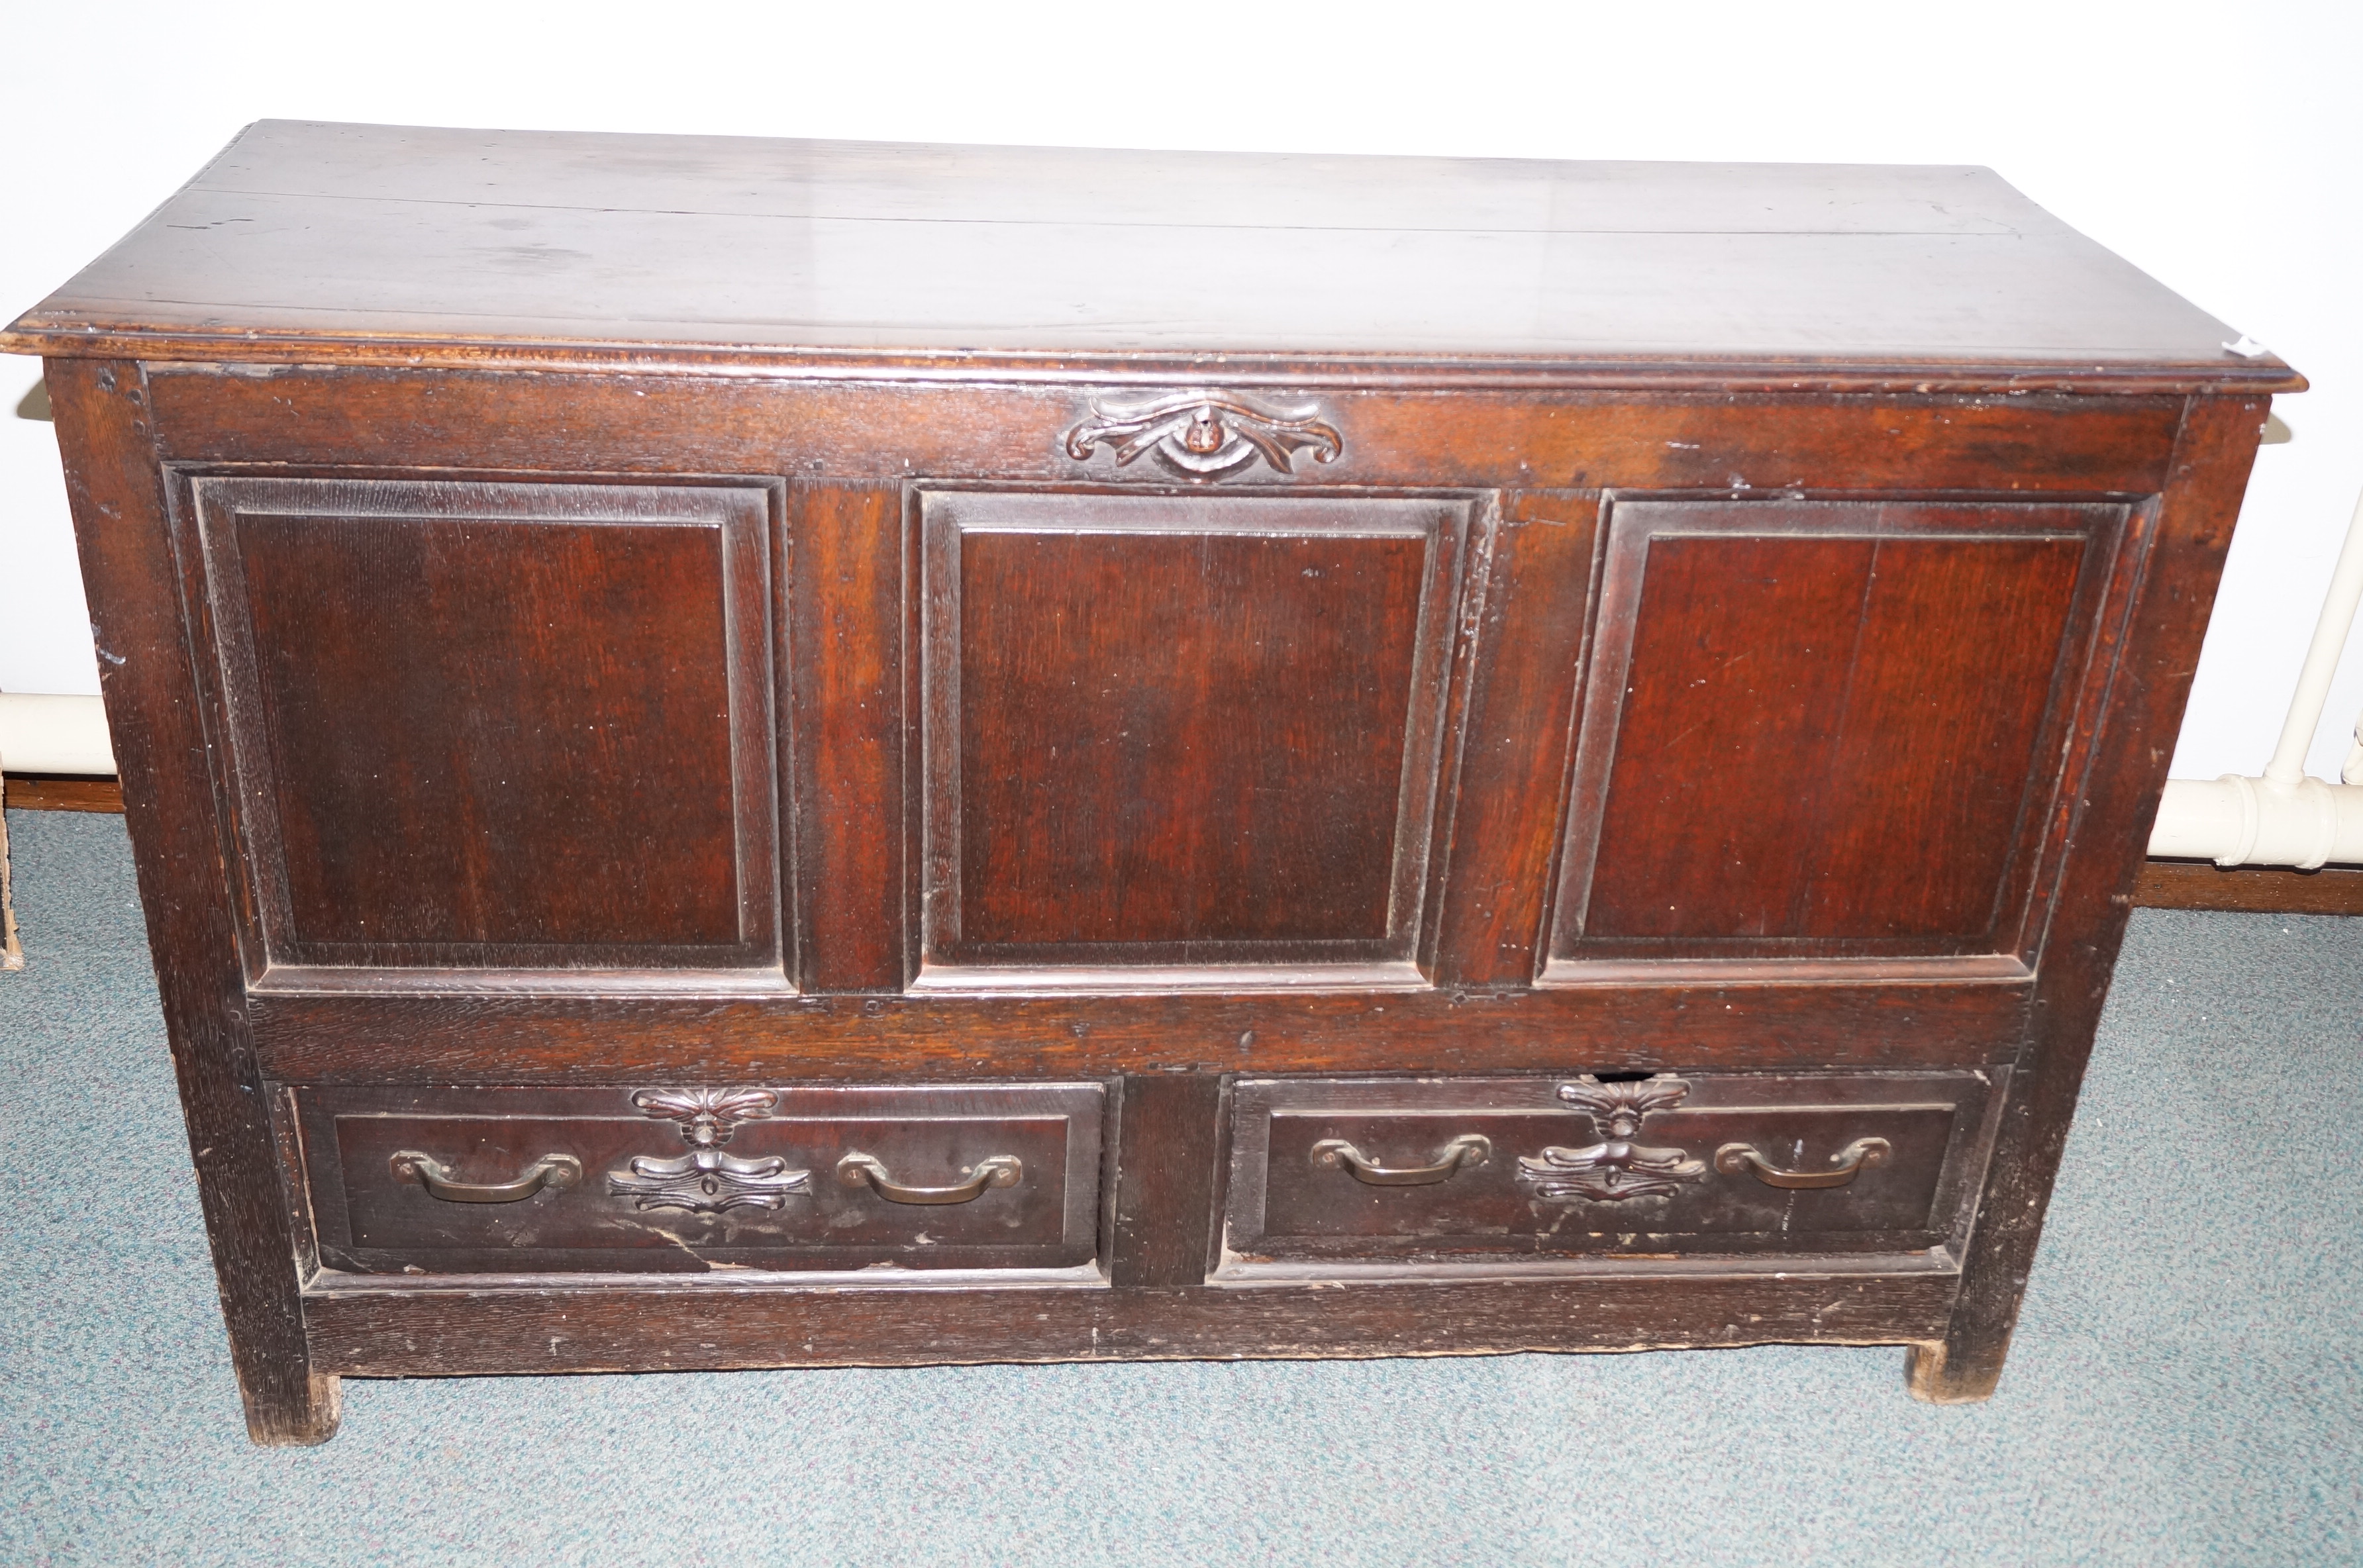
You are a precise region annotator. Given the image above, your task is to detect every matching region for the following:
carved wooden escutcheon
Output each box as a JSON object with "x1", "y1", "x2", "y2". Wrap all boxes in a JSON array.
[
  {"x1": 1516, "y1": 1073, "x2": 1707, "y2": 1202},
  {"x1": 608, "y1": 1147, "x2": 811, "y2": 1214},
  {"x1": 606, "y1": 1086, "x2": 811, "y2": 1214},
  {"x1": 1064, "y1": 391, "x2": 1344, "y2": 480},
  {"x1": 627, "y1": 1085, "x2": 778, "y2": 1146}
]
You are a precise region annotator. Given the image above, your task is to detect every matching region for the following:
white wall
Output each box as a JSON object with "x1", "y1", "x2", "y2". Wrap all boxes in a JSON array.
[{"x1": 5, "y1": 0, "x2": 2358, "y2": 779}]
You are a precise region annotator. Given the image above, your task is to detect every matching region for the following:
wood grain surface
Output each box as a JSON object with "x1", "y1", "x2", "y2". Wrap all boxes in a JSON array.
[
  {"x1": 12, "y1": 133, "x2": 2297, "y2": 1436},
  {"x1": 1, "y1": 774, "x2": 123, "y2": 812},
  {"x1": 2131, "y1": 859, "x2": 2363, "y2": 914},
  {"x1": 921, "y1": 491, "x2": 1468, "y2": 979},
  {"x1": 304, "y1": 1269, "x2": 1960, "y2": 1377},
  {"x1": 0, "y1": 122, "x2": 2302, "y2": 392},
  {"x1": 1912, "y1": 395, "x2": 2270, "y2": 1400},
  {"x1": 44, "y1": 362, "x2": 340, "y2": 1444},
  {"x1": 294, "y1": 1081, "x2": 1105, "y2": 1276},
  {"x1": 172, "y1": 475, "x2": 785, "y2": 983},
  {"x1": 1110, "y1": 1074, "x2": 1227, "y2": 1289},
  {"x1": 1558, "y1": 500, "x2": 2113, "y2": 963}
]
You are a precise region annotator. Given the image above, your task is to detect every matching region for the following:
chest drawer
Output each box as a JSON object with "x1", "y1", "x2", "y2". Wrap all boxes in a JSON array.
[
  {"x1": 291, "y1": 1083, "x2": 1106, "y2": 1278},
  {"x1": 1219, "y1": 1071, "x2": 2001, "y2": 1279}
]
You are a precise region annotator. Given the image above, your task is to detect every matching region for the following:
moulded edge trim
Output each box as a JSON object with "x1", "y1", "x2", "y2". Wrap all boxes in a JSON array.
[{"x1": 1535, "y1": 954, "x2": 2033, "y2": 988}]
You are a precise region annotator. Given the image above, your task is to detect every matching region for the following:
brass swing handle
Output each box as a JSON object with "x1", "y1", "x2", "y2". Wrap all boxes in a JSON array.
[
  {"x1": 391, "y1": 1150, "x2": 582, "y2": 1204},
  {"x1": 1714, "y1": 1137, "x2": 1891, "y2": 1191},
  {"x1": 837, "y1": 1152, "x2": 1022, "y2": 1206},
  {"x1": 1311, "y1": 1133, "x2": 1492, "y2": 1187}
]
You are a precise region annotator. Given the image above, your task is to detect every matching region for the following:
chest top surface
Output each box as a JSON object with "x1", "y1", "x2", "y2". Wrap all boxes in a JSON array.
[{"x1": 0, "y1": 120, "x2": 2301, "y2": 392}]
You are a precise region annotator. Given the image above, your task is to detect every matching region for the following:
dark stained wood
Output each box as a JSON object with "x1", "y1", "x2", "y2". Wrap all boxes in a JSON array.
[
  {"x1": 176, "y1": 475, "x2": 784, "y2": 982},
  {"x1": 1, "y1": 773, "x2": 123, "y2": 812},
  {"x1": 1558, "y1": 501, "x2": 2112, "y2": 963},
  {"x1": 1223, "y1": 1073, "x2": 1996, "y2": 1275},
  {"x1": 1803, "y1": 535, "x2": 2089, "y2": 936},
  {"x1": 920, "y1": 491, "x2": 1468, "y2": 979},
  {"x1": 240, "y1": 510, "x2": 740, "y2": 948},
  {"x1": 294, "y1": 1082, "x2": 1103, "y2": 1276},
  {"x1": 137, "y1": 371, "x2": 2190, "y2": 495},
  {"x1": 12, "y1": 132, "x2": 2293, "y2": 1439},
  {"x1": 0, "y1": 124, "x2": 2301, "y2": 395},
  {"x1": 790, "y1": 482, "x2": 905, "y2": 991},
  {"x1": 1426, "y1": 490, "x2": 1601, "y2": 985},
  {"x1": 956, "y1": 524, "x2": 1415, "y2": 946},
  {"x1": 1265, "y1": 1101, "x2": 1958, "y2": 1237},
  {"x1": 43, "y1": 360, "x2": 338, "y2": 1444},
  {"x1": 1110, "y1": 1074, "x2": 1225, "y2": 1288},
  {"x1": 245, "y1": 976, "x2": 2038, "y2": 1082},
  {"x1": 303, "y1": 1271, "x2": 1962, "y2": 1377},
  {"x1": 1595, "y1": 533, "x2": 1875, "y2": 938},
  {"x1": 2132, "y1": 859, "x2": 2363, "y2": 914},
  {"x1": 1913, "y1": 395, "x2": 2270, "y2": 1402}
]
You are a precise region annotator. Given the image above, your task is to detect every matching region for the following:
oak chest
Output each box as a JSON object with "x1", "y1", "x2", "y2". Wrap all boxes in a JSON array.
[{"x1": 2, "y1": 122, "x2": 2297, "y2": 1442}]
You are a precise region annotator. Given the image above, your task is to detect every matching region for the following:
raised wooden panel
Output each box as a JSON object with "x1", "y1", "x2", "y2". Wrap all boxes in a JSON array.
[
  {"x1": 292, "y1": 1082, "x2": 1104, "y2": 1277},
  {"x1": 916, "y1": 490, "x2": 1476, "y2": 988},
  {"x1": 1546, "y1": 498, "x2": 2123, "y2": 975},
  {"x1": 184, "y1": 476, "x2": 783, "y2": 987},
  {"x1": 1219, "y1": 1071, "x2": 2000, "y2": 1279}
]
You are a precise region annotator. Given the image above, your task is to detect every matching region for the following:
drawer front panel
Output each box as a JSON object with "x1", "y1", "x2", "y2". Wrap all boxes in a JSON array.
[
  {"x1": 1223, "y1": 1072, "x2": 1997, "y2": 1275},
  {"x1": 294, "y1": 1083, "x2": 1105, "y2": 1276}
]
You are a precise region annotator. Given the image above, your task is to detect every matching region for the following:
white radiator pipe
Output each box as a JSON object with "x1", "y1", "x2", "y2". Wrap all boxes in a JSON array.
[
  {"x1": 2149, "y1": 773, "x2": 2363, "y2": 867},
  {"x1": 2264, "y1": 484, "x2": 2363, "y2": 784},
  {"x1": 0, "y1": 693, "x2": 115, "y2": 775},
  {"x1": 2149, "y1": 483, "x2": 2363, "y2": 867}
]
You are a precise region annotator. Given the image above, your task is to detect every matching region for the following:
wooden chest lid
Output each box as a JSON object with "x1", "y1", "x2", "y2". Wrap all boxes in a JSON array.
[{"x1": 0, "y1": 119, "x2": 2302, "y2": 393}]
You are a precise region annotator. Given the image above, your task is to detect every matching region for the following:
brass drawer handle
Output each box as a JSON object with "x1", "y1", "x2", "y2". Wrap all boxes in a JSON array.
[
  {"x1": 1715, "y1": 1136, "x2": 1892, "y2": 1190},
  {"x1": 390, "y1": 1150, "x2": 581, "y2": 1204},
  {"x1": 1311, "y1": 1134, "x2": 1491, "y2": 1187},
  {"x1": 837, "y1": 1152, "x2": 1022, "y2": 1206}
]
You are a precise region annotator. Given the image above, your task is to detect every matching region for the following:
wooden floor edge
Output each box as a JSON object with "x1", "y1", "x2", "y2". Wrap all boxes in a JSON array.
[
  {"x1": 2133, "y1": 858, "x2": 2363, "y2": 916},
  {"x1": 1, "y1": 773, "x2": 123, "y2": 812}
]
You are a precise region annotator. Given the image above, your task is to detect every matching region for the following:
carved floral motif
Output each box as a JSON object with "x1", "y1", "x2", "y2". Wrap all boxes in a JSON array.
[
  {"x1": 1063, "y1": 391, "x2": 1343, "y2": 480},
  {"x1": 607, "y1": 1148, "x2": 811, "y2": 1214},
  {"x1": 629, "y1": 1086, "x2": 778, "y2": 1147},
  {"x1": 606, "y1": 1085, "x2": 808, "y2": 1214},
  {"x1": 1515, "y1": 1073, "x2": 1707, "y2": 1202},
  {"x1": 1556, "y1": 1074, "x2": 1693, "y2": 1137}
]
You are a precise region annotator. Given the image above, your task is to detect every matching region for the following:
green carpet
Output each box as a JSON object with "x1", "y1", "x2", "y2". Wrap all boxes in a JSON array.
[{"x1": 3, "y1": 808, "x2": 2356, "y2": 1565}]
